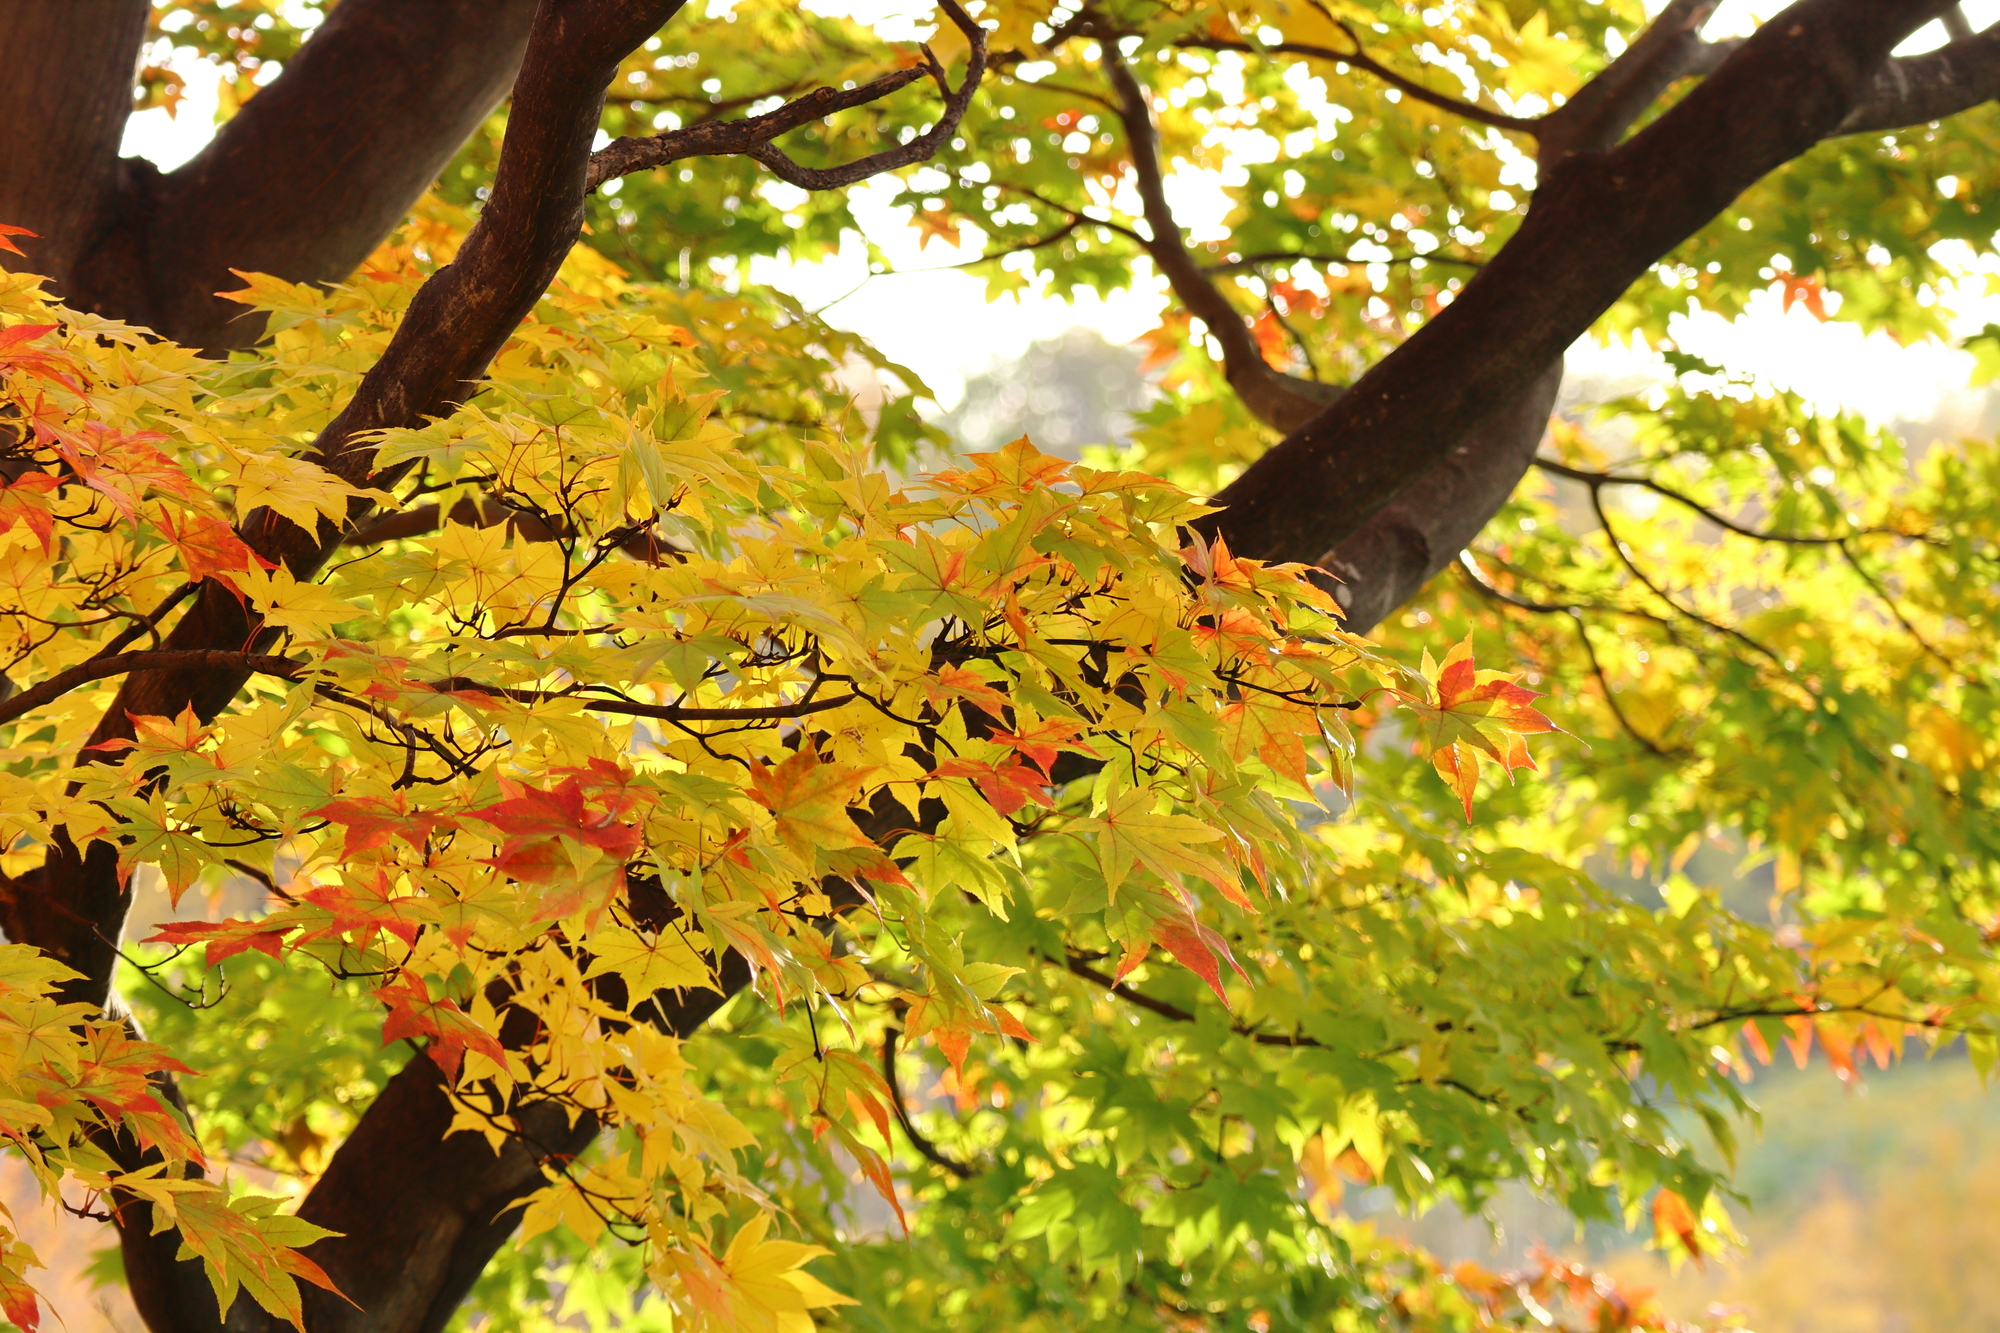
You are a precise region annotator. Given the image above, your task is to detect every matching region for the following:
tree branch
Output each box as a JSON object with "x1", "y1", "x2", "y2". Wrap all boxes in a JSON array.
[
  {"x1": 1835, "y1": 19, "x2": 2000, "y2": 133},
  {"x1": 0, "y1": 650, "x2": 303, "y2": 728},
  {"x1": 68, "y1": 0, "x2": 544, "y2": 353},
  {"x1": 12, "y1": 1, "x2": 694, "y2": 1325},
  {"x1": 1100, "y1": 41, "x2": 1337, "y2": 433},
  {"x1": 587, "y1": 64, "x2": 933, "y2": 191},
  {"x1": 1171, "y1": 30, "x2": 1537, "y2": 136},
  {"x1": 0, "y1": 1, "x2": 151, "y2": 300},
  {"x1": 1538, "y1": 0, "x2": 1736, "y2": 160},
  {"x1": 1200, "y1": 0, "x2": 1942, "y2": 570},
  {"x1": 881, "y1": 1027, "x2": 978, "y2": 1178},
  {"x1": 747, "y1": 0, "x2": 988, "y2": 192}
]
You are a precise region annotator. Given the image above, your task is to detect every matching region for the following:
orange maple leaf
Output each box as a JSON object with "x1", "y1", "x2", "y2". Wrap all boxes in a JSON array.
[
  {"x1": 1651, "y1": 1188, "x2": 1706, "y2": 1267},
  {"x1": 1396, "y1": 635, "x2": 1557, "y2": 819}
]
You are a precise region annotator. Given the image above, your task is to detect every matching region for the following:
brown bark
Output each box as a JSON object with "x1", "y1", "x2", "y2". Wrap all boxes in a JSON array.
[
  {"x1": 1201, "y1": 0, "x2": 1950, "y2": 567},
  {"x1": 0, "y1": 0, "x2": 541, "y2": 353},
  {"x1": 0, "y1": 1, "x2": 151, "y2": 289}
]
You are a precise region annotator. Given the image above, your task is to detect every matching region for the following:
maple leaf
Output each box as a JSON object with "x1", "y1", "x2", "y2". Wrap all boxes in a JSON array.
[
  {"x1": 0, "y1": 1235, "x2": 39, "y2": 1333},
  {"x1": 0, "y1": 323, "x2": 82, "y2": 392},
  {"x1": 1072, "y1": 787, "x2": 1234, "y2": 901},
  {"x1": 1650, "y1": 1187, "x2": 1706, "y2": 1267},
  {"x1": 0, "y1": 470, "x2": 58, "y2": 554},
  {"x1": 0, "y1": 223, "x2": 34, "y2": 257},
  {"x1": 159, "y1": 1189, "x2": 346, "y2": 1331},
  {"x1": 312, "y1": 793, "x2": 454, "y2": 855},
  {"x1": 466, "y1": 770, "x2": 645, "y2": 878},
  {"x1": 226, "y1": 563, "x2": 363, "y2": 637},
  {"x1": 143, "y1": 917, "x2": 292, "y2": 966},
  {"x1": 923, "y1": 662, "x2": 1011, "y2": 721},
  {"x1": 1394, "y1": 635, "x2": 1557, "y2": 819},
  {"x1": 990, "y1": 717, "x2": 1099, "y2": 775},
  {"x1": 374, "y1": 975, "x2": 504, "y2": 1083},
  {"x1": 1113, "y1": 887, "x2": 1248, "y2": 1006},
  {"x1": 932, "y1": 756, "x2": 1052, "y2": 818},
  {"x1": 583, "y1": 923, "x2": 716, "y2": 997},
  {"x1": 747, "y1": 745, "x2": 873, "y2": 861},
  {"x1": 229, "y1": 453, "x2": 370, "y2": 535},
  {"x1": 298, "y1": 871, "x2": 434, "y2": 948},
  {"x1": 156, "y1": 507, "x2": 264, "y2": 582},
  {"x1": 910, "y1": 205, "x2": 963, "y2": 251},
  {"x1": 928, "y1": 435, "x2": 1073, "y2": 498}
]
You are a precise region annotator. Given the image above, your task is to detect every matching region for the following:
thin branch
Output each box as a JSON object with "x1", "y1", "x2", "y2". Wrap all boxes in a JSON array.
[
  {"x1": 1535, "y1": 456, "x2": 1938, "y2": 547},
  {"x1": 420, "y1": 676, "x2": 862, "y2": 723},
  {"x1": 1455, "y1": 553, "x2": 1679, "y2": 758},
  {"x1": 990, "y1": 180, "x2": 1146, "y2": 244},
  {"x1": 0, "y1": 650, "x2": 304, "y2": 727},
  {"x1": 1204, "y1": 249, "x2": 1481, "y2": 274},
  {"x1": 1835, "y1": 539, "x2": 1960, "y2": 675},
  {"x1": 1584, "y1": 482, "x2": 1785, "y2": 666},
  {"x1": 881, "y1": 1027, "x2": 977, "y2": 1178},
  {"x1": 1171, "y1": 28, "x2": 1537, "y2": 135},
  {"x1": 1060, "y1": 953, "x2": 1320, "y2": 1048},
  {"x1": 587, "y1": 67, "x2": 930, "y2": 191},
  {"x1": 1101, "y1": 41, "x2": 1335, "y2": 433},
  {"x1": 598, "y1": 0, "x2": 989, "y2": 194}
]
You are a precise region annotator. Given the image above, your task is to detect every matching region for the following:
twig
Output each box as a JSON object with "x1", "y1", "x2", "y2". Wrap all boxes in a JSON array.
[
  {"x1": 1535, "y1": 456, "x2": 1938, "y2": 547},
  {"x1": 880, "y1": 1027, "x2": 977, "y2": 1178},
  {"x1": 1172, "y1": 26, "x2": 1536, "y2": 136}
]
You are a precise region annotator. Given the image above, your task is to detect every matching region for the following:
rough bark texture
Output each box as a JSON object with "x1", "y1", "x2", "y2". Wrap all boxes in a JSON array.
[
  {"x1": 1322, "y1": 361, "x2": 1565, "y2": 632},
  {"x1": 0, "y1": 1, "x2": 152, "y2": 293},
  {"x1": 2, "y1": 0, "x2": 1997, "y2": 1326},
  {"x1": 2, "y1": 0, "x2": 541, "y2": 353}
]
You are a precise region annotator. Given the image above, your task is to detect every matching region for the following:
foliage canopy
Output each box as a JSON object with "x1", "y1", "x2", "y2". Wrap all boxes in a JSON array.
[{"x1": 1, "y1": 0, "x2": 1998, "y2": 1330}]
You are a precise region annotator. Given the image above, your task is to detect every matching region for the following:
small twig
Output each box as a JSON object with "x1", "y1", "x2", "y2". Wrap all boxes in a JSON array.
[
  {"x1": 1535, "y1": 456, "x2": 1939, "y2": 548},
  {"x1": 1172, "y1": 22, "x2": 1537, "y2": 136},
  {"x1": 1455, "y1": 553, "x2": 1681, "y2": 759},
  {"x1": 1204, "y1": 249, "x2": 1481, "y2": 275},
  {"x1": 1060, "y1": 952, "x2": 1320, "y2": 1048},
  {"x1": 881, "y1": 1027, "x2": 977, "y2": 1179}
]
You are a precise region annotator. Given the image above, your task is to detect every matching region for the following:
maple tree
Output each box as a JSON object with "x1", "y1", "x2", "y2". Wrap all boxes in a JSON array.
[{"x1": 0, "y1": 0, "x2": 1997, "y2": 1330}]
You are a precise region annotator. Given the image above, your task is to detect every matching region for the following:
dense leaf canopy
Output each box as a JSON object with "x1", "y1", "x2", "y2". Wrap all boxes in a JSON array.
[{"x1": 1, "y1": 0, "x2": 1998, "y2": 1330}]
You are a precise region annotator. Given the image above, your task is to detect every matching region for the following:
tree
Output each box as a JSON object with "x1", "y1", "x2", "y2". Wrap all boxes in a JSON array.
[{"x1": 0, "y1": 0, "x2": 1996, "y2": 1329}]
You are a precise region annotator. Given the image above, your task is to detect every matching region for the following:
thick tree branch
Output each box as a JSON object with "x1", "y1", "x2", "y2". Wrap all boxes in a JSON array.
[
  {"x1": 7, "y1": 1, "x2": 689, "y2": 1325},
  {"x1": 1201, "y1": 0, "x2": 1945, "y2": 570},
  {"x1": 1836, "y1": 19, "x2": 2000, "y2": 131},
  {"x1": 0, "y1": 650, "x2": 302, "y2": 728},
  {"x1": 1538, "y1": 0, "x2": 1736, "y2": 160},
  {"x1": 1320, "y1": 363, "x2": 1562, "y2": 630},
  {"x1": 66, "y1": 0, "x2": 543, "y2": 354},
  {"x1": 0, "y1": 1, "x2": 150, "y2": 296}
]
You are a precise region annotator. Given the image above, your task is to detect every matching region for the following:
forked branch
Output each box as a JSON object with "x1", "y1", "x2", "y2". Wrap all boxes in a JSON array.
[{"x1": 587, "y1": 0, "x2": 987, "y2": 194}]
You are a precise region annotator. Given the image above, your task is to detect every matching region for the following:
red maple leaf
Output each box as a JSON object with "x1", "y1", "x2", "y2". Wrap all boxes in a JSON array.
[
  {"x1": 933, "y1": 757, "x2": 1053, "y2": 817},
  {"x1": 312, "y1": 793, "x2": 454, "y2": 855},
  {"x1": 374, "y1": 975, "x2": 503, "y2": 1082},
  {"x1": 466, "y1": 771, "x2": 645, "y2": 863},
  {"x1": 0, "y1": 470, "x2": 59, "y2": 554}
]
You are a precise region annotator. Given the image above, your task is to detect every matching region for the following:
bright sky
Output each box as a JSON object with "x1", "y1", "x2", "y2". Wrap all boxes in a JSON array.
[{"x1": 118, "y1": 1, "x2": 1998, "y2": 424}]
